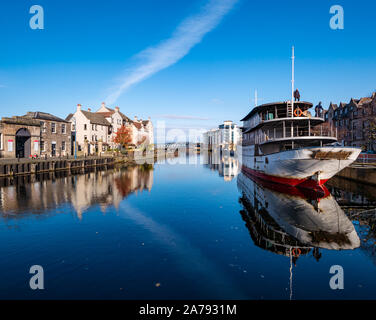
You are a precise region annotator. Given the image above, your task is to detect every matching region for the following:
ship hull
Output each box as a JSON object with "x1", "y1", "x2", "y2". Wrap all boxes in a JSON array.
[{"x1": 241, "y1": 146, "x2": 361, "y2": 189}]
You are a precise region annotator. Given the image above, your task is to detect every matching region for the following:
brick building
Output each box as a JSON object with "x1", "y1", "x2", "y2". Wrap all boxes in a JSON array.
[
  {"x1": 22, "y1": 112, "x2": 71, "y2": 157},
  {"x1": 323, "y1": 92, "x2": 376, "y2": 150}
]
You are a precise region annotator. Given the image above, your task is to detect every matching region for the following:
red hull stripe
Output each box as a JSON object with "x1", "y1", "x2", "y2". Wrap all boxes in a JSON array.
[{"x1": 241, "y1": 166, "x2": 328, "y2": 189}]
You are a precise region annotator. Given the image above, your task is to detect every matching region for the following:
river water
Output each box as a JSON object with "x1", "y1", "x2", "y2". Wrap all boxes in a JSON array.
[{"x1": 0, "y1": 154, "x2": 376, "y2": 300}]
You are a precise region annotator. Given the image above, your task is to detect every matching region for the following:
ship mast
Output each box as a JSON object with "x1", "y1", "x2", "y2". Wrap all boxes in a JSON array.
[
  {"x1": 291, "y1": 46, "x2": 295, "y2": 112},
  {"x1": 255, "y1": 89, "x2": 258, "y2": 107}
]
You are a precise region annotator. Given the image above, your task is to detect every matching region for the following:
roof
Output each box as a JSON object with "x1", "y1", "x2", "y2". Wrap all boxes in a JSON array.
[
  {"x1": 358, "y1": 97, "x2": 372, "y2": 105},
  {"x1": 96, "y1": 110, "x2": 132, "y2": 123},
  {"x1": 240, "y1": 101, "x2": 313, "y2": 121},
  {"x1": 66, "y1": 113, "x2": 74, "y2": 121},
  {"x1": 81, "y1": 111, "x2": 111, "y2": 126},
  {"x1": 23, "y1": 111, "x2": 69, "y2": 123}
]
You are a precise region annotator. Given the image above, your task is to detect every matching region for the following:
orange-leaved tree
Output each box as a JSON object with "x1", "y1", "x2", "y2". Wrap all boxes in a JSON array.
[{"x1": 113, "y1": 125, "x2": 132, "y2": 149}]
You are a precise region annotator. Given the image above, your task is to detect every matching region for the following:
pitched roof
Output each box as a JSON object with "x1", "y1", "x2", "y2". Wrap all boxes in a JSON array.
[
  {"x1": 81, "y1": 110, "x2": 111, "y2": 126},
  {"x1": 23, "y1": 111, "x2": 69, "y2": 123},
  {"x1": 96, "y1": 110, "x2": 132, "y2": 123},
  {"x1": 66, "y1": 113, "x2": 74, "y2": 121},
  {"x1": 119, "y1": 111, "x2": 132, "y2": 122},
  {"x1": 133, "y1": 122, "x2": 142, "y2": 129},
  {"x1": 358, "y1": 97, "x2": 372, "y2": 105},
  {"x1": 329, "y1": 103, "x2": 338, "y2": 110},
  {"x1": 96, "y1": 112, "x2": 114, "y2": 118}
]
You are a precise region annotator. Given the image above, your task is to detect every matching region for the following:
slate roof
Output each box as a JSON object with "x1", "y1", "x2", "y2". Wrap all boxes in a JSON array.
[
  {"x1": 81, "y1": 111, "x2": 111, "y2": 126},
  {"x1": 23, "y1": 111, "x2": 69, "y2": 123}
]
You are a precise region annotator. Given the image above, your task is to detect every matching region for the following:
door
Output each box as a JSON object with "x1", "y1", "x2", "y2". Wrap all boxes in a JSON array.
[{"x1": 51, "y1": 143, "x2": 56, "y2": 157}]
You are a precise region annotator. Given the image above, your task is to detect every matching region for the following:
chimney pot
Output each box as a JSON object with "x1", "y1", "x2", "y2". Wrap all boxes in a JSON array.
[
  {"x1": 134, "y1": 116, "x2": 138, "y2": 121},
  {"x1": 77, "y1": 104, "x2": 82, "y2": 111},
  {"x1": 115, "y1": 106, "x2": 120, "y2": 112}
]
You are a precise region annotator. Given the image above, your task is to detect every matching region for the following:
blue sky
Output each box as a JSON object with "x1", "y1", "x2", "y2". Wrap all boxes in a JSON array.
[{"x1": 0, "y1": 0, "x2": 375, "y2": 133}]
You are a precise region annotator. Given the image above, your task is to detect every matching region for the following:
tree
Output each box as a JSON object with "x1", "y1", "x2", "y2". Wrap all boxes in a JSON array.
[{"x1": 113, "y1": 125, "x2": 132, "y2": 149}]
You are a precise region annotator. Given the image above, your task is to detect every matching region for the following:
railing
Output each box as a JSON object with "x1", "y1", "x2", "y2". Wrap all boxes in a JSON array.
[
  {"x1": 261, "y1": 124, "x2": 337, "y2": 144},
  {"x1": 357, "y1": 153, "x2": 376, "y2": 164}
]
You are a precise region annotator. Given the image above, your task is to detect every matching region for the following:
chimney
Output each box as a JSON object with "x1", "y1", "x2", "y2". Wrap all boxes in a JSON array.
[
  {"x1": 77, "y1": 104, "x2": 82, "y2": 111},
  {"x1": 101, "y1": 102, "x2": 106, "y2": 108},
  {"x1": 88, "y1": 108, "x2": 92, "y2": 112},
  {"x1": 134, "y1": 116, "x2": 138, "y2": 121},
  {"x1": 115, "y1": 106, "x2": 120, "y2": 112}
]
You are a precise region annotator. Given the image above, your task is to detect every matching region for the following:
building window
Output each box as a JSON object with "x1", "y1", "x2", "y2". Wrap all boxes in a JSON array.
[
  {"x1": 62, "y1": 141, "x2": 66, "y2": 151},
  {"x1": 84, "y1": 135, "x2": 87, "y2": 141},
  {"x1": 41, "y1": 121, "x2": 47, "y2": 133},
  {"x1": 40, "y1": 141, "x2": 45, "y2": 152},
  {"x1": 0, "y1": 133, "x2": 2, "y2": 150},
  {"x1": 62, "y1": 124, "x2": 66, "y2": 134},
  {"x1": 51, "y1": 123, "x2": 56, "y2": 133},
  {"x1": 84, "y1": 124, "x2": 87, "y2": 130}
]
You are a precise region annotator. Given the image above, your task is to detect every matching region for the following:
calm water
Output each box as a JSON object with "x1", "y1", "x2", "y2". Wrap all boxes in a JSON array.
[{"x1": 1, "y1": 155, "x2": 376, "y2": 300}]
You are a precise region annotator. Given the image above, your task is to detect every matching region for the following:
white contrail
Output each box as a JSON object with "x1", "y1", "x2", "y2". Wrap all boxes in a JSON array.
[{"x1": 105, "y1": 0, "x2": 238, "y2": 104}]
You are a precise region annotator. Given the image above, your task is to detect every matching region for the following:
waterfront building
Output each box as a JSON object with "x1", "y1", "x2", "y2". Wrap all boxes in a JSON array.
[
  {"x1": 21, "y1": 112, "x2": 71, "y2": 157},
  {"x1": 67, "y1": 103, "x2": 154, "y2": 154},
  {"x1": 0, "y1": 116, "x2": 41, "y2": 158},
  {"x1": 203, "y1": 120, "x2": 242, "y2": 151},
  {"x1": 130, "y1": 116, "x2": 154, "y2": 147},
  {"x1": 323, "y1": 92, "x2": 376, "y2": 150},
  {"x1": 66, "y1": 104, "x2": 112, "y2": 155},
  {"x1": 96, "y1": 103, "x2": 154, "y2": 148}
]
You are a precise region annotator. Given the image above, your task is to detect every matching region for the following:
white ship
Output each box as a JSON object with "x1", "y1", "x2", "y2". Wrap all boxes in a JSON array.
[{"x1": 241, "y1": 47, "x2": 361, "y2": 190}]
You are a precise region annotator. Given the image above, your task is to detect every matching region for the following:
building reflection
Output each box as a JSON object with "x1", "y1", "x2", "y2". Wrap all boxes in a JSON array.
[
  {"x1": 237, "y1": 172, "x2": 360, "y2": 263},
  {"x1": 0, "y1": 164, "x2": 154, "y2": 219},
  {"x1": 203, "y1": 149, "x2": 240, "y2": 181},
  {"x1": 327, "y1": 176, "x2": 376, "y2": 208}
]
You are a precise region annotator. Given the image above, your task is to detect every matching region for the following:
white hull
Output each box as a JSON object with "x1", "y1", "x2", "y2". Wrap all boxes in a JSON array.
[{"x1": 241, "y1": 146, "x2": 361, "y2": 186}]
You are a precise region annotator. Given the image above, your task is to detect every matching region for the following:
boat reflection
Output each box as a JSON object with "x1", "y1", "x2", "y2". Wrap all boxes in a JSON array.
[
  {"x1": 237, "y1": 171, "x2": 360, "y2": 261},
  {"x1": 0, "y1": 164, "x2": 154, "y2": 219}
]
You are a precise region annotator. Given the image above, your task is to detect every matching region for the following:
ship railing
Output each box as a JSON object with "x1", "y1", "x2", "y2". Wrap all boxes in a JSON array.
[{"x1": 261, "y1": 124, "x2": 337, "y2": 143}]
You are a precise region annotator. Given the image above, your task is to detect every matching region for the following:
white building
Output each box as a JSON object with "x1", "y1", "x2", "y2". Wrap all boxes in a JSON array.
[
  {"x1": 66, "y1": 103, "x2": 154, "y2": 154},
  {"x1": 67, "y1": 104, "x2": 111, "y2": 154},
  {"x1": 203, "y1": 120, "x2": 242, "y2": 151}
]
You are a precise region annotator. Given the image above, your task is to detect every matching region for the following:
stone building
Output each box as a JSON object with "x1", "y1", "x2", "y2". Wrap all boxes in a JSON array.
[
  {"x1": 130, "y1": 116, "x2": 154, "y2": 147},
  {"x1": 21, "y1": 112, "x2": 71, "y2": 157},
  {"x1": 66, "y1": 104, "x2": 112, "y2": 155},
  {"x1": 96, "y1": 103, "x2": 154, "y2": 148},
  {"x1": 323, "y1": 92, "x2": 376, "y2": 150},
  {"x1": 0, "y1": 117, "x2": 41, "y2": 158},
  {"x1": 67, "y1": 103, "x2": 154, "y2": 154}
]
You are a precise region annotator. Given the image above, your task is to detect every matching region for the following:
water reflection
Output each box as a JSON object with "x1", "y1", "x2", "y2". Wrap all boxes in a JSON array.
[
  {"x1": 203, "y1": 150, "x2": 240, "y2": 181},
  {"x1": 327, "y1": 176, "x2": 376, "y2": 208},
  {"x1": 237, "y1": 172, "x2": 360, "y2": 262},
  {"x1": 0, "y1": 164, "x2": 154, "y2": 219}
]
